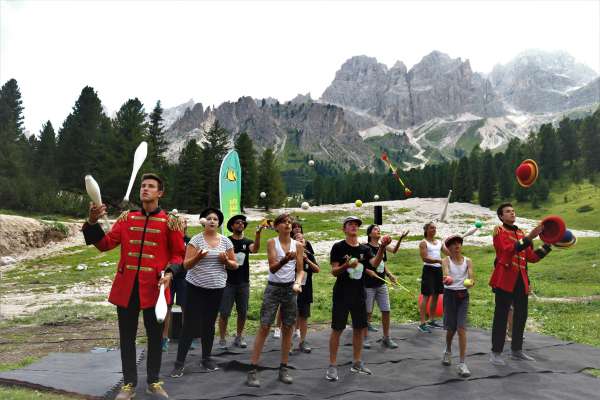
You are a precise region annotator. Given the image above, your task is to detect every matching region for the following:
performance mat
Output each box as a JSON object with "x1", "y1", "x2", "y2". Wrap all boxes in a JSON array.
[{"x1": 1, "y1": 325, "x2": 599, "y2": 399}]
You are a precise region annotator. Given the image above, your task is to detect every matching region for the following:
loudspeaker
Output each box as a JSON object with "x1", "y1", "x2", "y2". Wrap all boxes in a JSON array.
[{"x1": 374, "y1": 205, "x2": 383, "y2": 225}]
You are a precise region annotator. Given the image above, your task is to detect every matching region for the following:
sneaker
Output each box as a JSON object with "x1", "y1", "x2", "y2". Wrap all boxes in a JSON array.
[
  {"x1": 363, "y1": 339, "x2": 372, "y2": 349},
  {"x1": 506, "y1": 334, "x2": 512, "y2": 342},
  {"x1": 202, "y1": 358, "x2": 219, "y2": 371},
  {"x1": 511, "y1": 350, "x2": 535, "y2": 361},
  {"x1": 428, "y1": 320, "x2": 443, "y2": 329},
  {"x1": 325, "y1": 365, "x2": 339, "y2": 381},
  {"x1": 233, "y1": 336, "x2": 247, "y2": 348},
  {"x1": 382, "y1": 337, "x2": 398, "y2": 349},
  {"x1": 367, "y1": 323, "x2": 378, "y2": 332},
  {"x1": 299, "y1": 341, "x2": 312, "y2": 353},
  {"x1": 350, "y1": 360, "x2": 372, "y2": 375},
  {"x1": 457, "y1": 362, "x2": 471, "y2": 377},
  {"x1": 293, "y1": 329, "x2": 301, "y2": 339},
  {"x1": 218, "y1": 338, "x2": 228, "y2": 350},
  {"x1": 273, "y1": 327, "x2": 281, "y2": 339},
  {"x1": 417, "y1": 323, "x2": 432, "y2": 333},
  {"x1": 190, "y1": 338, "x2": 199, "y2": 350},
  {"x1": 278, "y1": 366, "x2": 293, "y2": 384},
  {"x1": 489, "y1": 352, "x2": 506, "y2": 366},
  {"x1": 170, "y1": 364, "x2": 184, "y2": 378},
  {"x1": 246, "y1": 369, "x2": 260, "y2": 387},
  {"x1": 115, "y1": 383, "x2": 136, "y2": 400},
  {"x1": 442, "y1": 351, "x2": 452, "y2": 366},
  {"x1": 146, "y1": 381, "x2": 168, "y2": 399},
  {"x1": 161, "y1": 337, "x2": 169, "y2": 352}
]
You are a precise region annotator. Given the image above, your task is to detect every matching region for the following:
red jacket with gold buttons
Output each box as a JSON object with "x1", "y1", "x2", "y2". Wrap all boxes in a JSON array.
[
  {"x1": 82, "y1": 207, "x2": 185, "y2": 309},
  {"x1": 489, "y1": 223, "x2": 551, "y2": 294}
]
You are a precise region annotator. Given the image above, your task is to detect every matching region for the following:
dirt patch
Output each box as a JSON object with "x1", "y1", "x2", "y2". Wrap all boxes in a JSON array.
[
  {"x1": 0, "y1": 215, "x2": 82, "y2": 259},
  {"x1": 0, "y1": 320, "x2": 121, "y2": 367},
  {"x1": 532, "y1": 295, "x2": 600, "y2": 304}
]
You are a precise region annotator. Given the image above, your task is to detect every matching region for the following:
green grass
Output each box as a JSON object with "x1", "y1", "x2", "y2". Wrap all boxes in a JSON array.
[
  {"x1": 455, "y1": 119, "x2": 485, "y2": 153},
  {"x1": 0, "y1": 387, "x2": 76, "y2": 400},
  {"x1": 1, "y1": 304, "x2": 115, "y2": 329},
  {"x1": 512, "y1": 180, "x2": 600, "y2": 231},
  {"x1": 0, "y1": 357, "x2": 40, "y2": 372}
]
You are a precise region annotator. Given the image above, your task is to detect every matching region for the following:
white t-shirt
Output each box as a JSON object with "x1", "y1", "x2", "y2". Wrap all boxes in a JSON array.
[
  {"x1": 268, "y1": 237, "x2": 297, "y2": 283},
  {"x1": 186, "y1": 233, "x2": 234, "y2": 289},
  {"x1": 444, "y1": 256, "x2": 469, "y2": 290}
]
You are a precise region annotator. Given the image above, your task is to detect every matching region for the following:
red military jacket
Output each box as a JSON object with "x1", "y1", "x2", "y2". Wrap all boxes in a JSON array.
[
  {"x1": 489, "y1": 223, "x2": 550, "y2": 293},
  {"x1": 82, "y1": 207, "x2": 185, "y2": 309}
]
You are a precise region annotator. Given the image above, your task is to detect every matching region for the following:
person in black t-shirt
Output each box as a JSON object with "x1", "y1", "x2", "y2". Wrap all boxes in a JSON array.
[
  {"x1": 217, "y1": 215, "x2": 265, "y2": 349},
  {"x1": 363, "y1": 224, "x2": 408, "y2": 350},
  {"x1": 325, "y1": 216, "x2": 389, "y2": 382},
  {"x1": 293, "y1": 230, "x2": 320, "y2": 353}
]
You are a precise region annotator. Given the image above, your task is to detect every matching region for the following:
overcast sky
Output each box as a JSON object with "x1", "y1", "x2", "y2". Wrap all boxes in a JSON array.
[{"x1": 1, "y1": 0, "x2": 599, "y2": 134}]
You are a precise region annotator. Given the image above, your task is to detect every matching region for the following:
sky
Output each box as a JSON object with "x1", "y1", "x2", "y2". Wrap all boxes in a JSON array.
[{"x1": 1, "y1": 0, "x2": 599, "y2": 134}]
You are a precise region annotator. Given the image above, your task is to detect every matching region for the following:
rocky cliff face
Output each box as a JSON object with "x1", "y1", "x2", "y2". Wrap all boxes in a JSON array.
[{"x1": 321, "y1": 51, "x2": 505, "y2": 129}]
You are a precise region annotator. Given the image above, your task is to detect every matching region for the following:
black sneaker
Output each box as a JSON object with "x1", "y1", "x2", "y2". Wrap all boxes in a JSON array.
[
  {"x1": 202, "y1": 358, "x2": 219, "y2": 371},
  {"x1": 428, "y1": 320, "x2": 443, "y2": 329},
  {"x1": 170, "y1": 364, "x2": 184, "y2": 378}
]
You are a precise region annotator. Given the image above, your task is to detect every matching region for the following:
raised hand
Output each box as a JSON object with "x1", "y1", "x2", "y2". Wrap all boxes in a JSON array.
[{"x1": 88, "y1": 202, "x2": 107, "y2": 224}]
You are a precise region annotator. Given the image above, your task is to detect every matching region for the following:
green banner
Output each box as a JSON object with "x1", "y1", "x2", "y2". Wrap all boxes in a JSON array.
[{"x1": 219, "y1": 150, "x2": 242, "y2": 234}]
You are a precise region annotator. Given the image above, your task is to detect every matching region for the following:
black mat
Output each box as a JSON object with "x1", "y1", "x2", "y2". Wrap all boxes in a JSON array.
[
  {"x1": 0, "y1": 349, "x2": 142, "y2": 400},
  {"x1": 2, "y1": 325, "x2": 599, "y2": 399}
]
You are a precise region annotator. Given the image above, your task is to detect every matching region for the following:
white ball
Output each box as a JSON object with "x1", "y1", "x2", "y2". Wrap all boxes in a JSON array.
[
  {"x1": 374, "y1": 194, "x2": 380, "y2": 201},
  {"x1": 301, "y1": 201, "x2": 310, "y2": 210},
  {"x1": 308, "y1": 160, "x2": 315, "y2": 166},
  {"x1": 199, "y1": 217, "x2": 207, "y2": 225},
  {"x1": 260, "y1": 192, "x2": 267, "y2": 199}
]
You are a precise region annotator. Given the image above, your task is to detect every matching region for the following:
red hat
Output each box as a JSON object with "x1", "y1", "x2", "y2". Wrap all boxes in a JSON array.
[
  {"x1": 539, "y1": 215, "x2": 566, "y2": 244},
  {"x1": 515, "y1": 159, "x2": 539, "y2": 188}
]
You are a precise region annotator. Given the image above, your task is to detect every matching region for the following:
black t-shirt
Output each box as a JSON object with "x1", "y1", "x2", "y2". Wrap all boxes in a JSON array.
[
  {"x1": 330, "y1": 240, "x2": 373, "y2": 298},
  {"x1": 227, "y1": 236, "x2": 254, "y2": 285},
  {"x1": 364, "y1": 243, "x2": 387, "y2": 288},
  {"x1": 298, "y1": 241, "x2": 316, "y2": 304}
]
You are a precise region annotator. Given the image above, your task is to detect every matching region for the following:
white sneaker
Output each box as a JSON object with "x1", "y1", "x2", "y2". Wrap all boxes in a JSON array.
[
  {"x1": 273, "y1": 327, "x2": 281, "y2": 339},
  {"x1": 442, "y1": 351, "x2": 452, "y2": 366},
  {"x1": 457, "y1": 362, "x2": 471, "y2": 377}
]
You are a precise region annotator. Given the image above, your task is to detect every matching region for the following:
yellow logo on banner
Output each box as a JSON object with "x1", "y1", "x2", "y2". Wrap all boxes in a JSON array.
[{"x1": 226, "y1": 168, "x2": 237, "y2": 181}]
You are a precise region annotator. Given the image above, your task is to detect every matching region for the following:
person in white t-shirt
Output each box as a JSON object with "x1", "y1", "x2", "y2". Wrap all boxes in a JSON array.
[{"x1": 441, "y1": 235, "x2": 474, "y2": 378}]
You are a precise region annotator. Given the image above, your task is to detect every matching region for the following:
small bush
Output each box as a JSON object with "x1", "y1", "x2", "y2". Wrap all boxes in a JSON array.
[{"x1": 576, "y1": 205, "x2": 594, "y2": 213}]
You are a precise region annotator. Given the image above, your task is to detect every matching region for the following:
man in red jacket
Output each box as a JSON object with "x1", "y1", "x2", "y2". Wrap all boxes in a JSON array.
[
  {"x1": 83, "y1": 173, "x2": 185, "y2": 400},
  {"x1": 489, "y1": 203, "x2": 551, "y2": 366}
]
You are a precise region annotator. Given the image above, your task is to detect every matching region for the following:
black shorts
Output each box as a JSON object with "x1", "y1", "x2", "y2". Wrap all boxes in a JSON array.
[
  {"x1": 297, "y1": 302, "x2": 311, "y2": 319},
  {"x1": 331, "y1": 289, "x2": 367, "y2": 331},
  {"x1": 421, "y1": 265, "x2": 444, "y2": 295}
]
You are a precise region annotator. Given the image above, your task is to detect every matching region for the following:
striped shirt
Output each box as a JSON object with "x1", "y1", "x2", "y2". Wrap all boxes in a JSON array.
[{"x1": 186, "y1": 233, "x2": 234, "y2": 289}]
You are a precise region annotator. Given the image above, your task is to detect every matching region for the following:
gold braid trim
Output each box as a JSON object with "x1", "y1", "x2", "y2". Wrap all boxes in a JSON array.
[
  {"x1": 493, "y1": 225, "x2": 502, "y2": 237},
  {"x1": 116, "y1": 211, "x2": 130, "y2": 223},
  {"x1": 167, "y1": 213, "x2": 185, "y2": 232}
]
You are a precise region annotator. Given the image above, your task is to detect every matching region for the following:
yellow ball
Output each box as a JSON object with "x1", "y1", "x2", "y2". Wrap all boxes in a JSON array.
[
  {"x1": 463, "y1": 278, "x2": 474, "y2": 288},
  {"x1": 355, "y1": 199, "x2": 363, "y2": 207}
]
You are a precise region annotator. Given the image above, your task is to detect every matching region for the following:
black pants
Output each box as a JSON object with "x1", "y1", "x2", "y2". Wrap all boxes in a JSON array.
[
  {"x1": 176, "y1": 283, "x2": 224, "y2": 366},
  {"x1": 491, "y1": 274, "x2": 528, "y2": 353},
  {"x1": 117, "y1": 280, "x2": 163, "y2": 386}
]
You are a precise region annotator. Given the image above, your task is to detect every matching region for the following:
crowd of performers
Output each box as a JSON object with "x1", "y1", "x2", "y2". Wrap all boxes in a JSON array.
[{"x1": 83, "y1": 173, "x2": 552, "y2": 400}]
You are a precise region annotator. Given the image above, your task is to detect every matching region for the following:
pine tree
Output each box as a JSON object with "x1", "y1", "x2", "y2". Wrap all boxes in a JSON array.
[
  {"x1": 57, "y1": 86, "x2": 111, "y2": 193},
  {"x1": 0, "y1": 79, "x2": 25, "y2": 137},
  {"x1": 174, "y1": 139, "x2": 204, "y2": 211},
  {"x1": 452, "y1": 157, "x2": 473, "y2": 202},
  {"x1": 148, "y1": 100, "x2": 168, "y2": 171},
  {"x1": 478, "y1": 150, "x2": 496, "y2": 207},
  {"x1": 497, "y1": 153, "x2": 514, "y2": 200},
  {"x1": 234, "y1": 132, "x2": 258, "y2": 210},
  {"x1": 581, "y1": 111, "x2": 600, "y2": 173},
  {"x1": 200, "y1": 120, "x2": 231, "y2": 207},
  {"x1": 258, "y1": 148, "x2": 285, "y2": 210},
  {"x1": 538, "y1": 123, "x2": 561, "y2": 179},
  {"x1": 469, "y1": 146, "x2": 482, "y2": 192},
  {"x1": 36, "y1": 121, "x2": 57, "y2": 178},
  {"x1": 557, "y1": 117, "x2": 580, "y2": 165}
]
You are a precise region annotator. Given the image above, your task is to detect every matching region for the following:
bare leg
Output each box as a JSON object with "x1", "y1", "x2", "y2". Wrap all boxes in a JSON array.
[
  {"x1": 329, "y1": 329, "x2": 342, "y2": 365},
  {"x1": 382, "y1": 311, "x2": 391, "y2": 337},
  {"x1": 236, "y1": 314, "x2": 246, "y2": 337},
  {"x1": 419, "y1": 295, "x2": 429, "y2": 324},
  {"x1": 298, "y1": 317, "x2": 308, "y2": 342},
  {"x1": 364, "y1": 312, "x2": 373, "y2": 337},
  {"x1": 250, "y1": 325, "x2": 270, "y2": 365},
  {"x1": 281, "y1": 325, "x2": 293, "y2": 364},
  {"x1": 429, "y1": 294, "x2": 439, "y2": 321},
  {"x1": 458, "y1": 328, "x2": 467, "y2": 362},
  {"x1": 352, "y1": 328, "x2": 365, "y2": 363},
  {"x1": 446, "y1": 329, "x2": 455, "y2": 352},
  {"x1": 218, "y1": 316, "x2": 228, "y2": 341}
]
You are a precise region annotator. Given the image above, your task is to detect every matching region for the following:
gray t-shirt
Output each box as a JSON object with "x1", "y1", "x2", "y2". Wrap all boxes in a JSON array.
[{"x1": 186, "y1": 233, "x2": 234, "y2": 289}]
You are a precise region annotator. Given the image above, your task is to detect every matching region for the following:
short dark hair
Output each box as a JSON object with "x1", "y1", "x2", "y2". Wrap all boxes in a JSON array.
[
  {"x1": 291, "y1": 222, "x2": 304, "y2": 237},
  {"x1": 366, "y1": 224, "x2": 378, "y2": 240},
  {"x1": 141, "y1": 173, "x2": 163, "y2": 191},
  {"x1": 497, "y1": 203, "x2": 513, "y2": 221}
]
